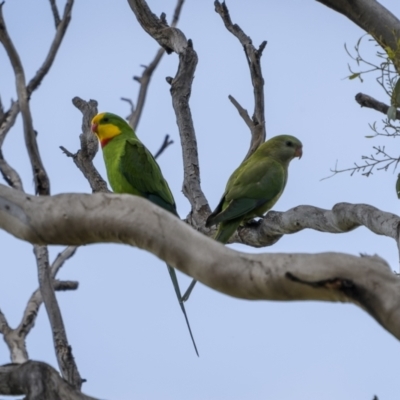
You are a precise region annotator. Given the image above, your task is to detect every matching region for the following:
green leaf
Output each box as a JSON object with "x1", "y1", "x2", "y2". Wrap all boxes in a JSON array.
[
  {"x1": 348, "y1": 73, "x2": 360, "y2": 80},
  {"x1": 364, "y1": 135, "x2": 375, "y2": 138}
]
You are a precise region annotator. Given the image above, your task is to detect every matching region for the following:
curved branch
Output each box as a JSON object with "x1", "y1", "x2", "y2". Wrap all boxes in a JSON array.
[
  {"x1": 316, "y1": 0, "x2": 400, "y2": 72},
  {"x1": 0, "y1": 184, "x2": 399, "y2": 339},
  {"x1": 234, "y1": 203, "x2": 400, "y2": 261}
]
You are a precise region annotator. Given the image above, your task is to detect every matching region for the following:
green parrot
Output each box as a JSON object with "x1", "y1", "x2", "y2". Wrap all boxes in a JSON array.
[
  {"x1": 182, "y1": 134, "x2": 303, "y2": 302},
  {"x1": 91, "y1": 112, "x2": 198, "y2": 356}
]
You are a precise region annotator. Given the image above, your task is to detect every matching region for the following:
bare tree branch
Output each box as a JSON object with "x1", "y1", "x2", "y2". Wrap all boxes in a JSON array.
[
  {"x1": 49, "y1": 0, "x2": 61, "y2": 28},
  {"x1": 215, "y1": 0, "x2": 267, "y2": 160},
  {"x1": 125, "y1": 0, "x2": 185, "y2": 130},
  {"x1": 316, "y1": 0, "x2": 400, "y2": 72},
  {"x1": 0, "y1": 148, "x2": 23, "y2": 191},
  {"x1": 235, "y1": 203, "x2": 400, "y2": 251},
  {"x1": 127, "y1": 0, "x2": 209, "y2": 225},
  {"x1": 0, "y1": 185, "x2": 399, "y2": 339},
  {"x1": 154, "y1": 134, "x2": 174, "y2": 159},
  {"x1": 1, "y1": 279, "x2": 78, "y2": 364},
  {"x1": 61, "y1": 97, "x2": 109, "y2": 193},
  {"x1": 34, "y1": 245, "x2": 82, "y2": 389},
  {"x1": 28, "y1": 0, "x2": 74, "y2": 94},
  {"x1": 0, "y1": 3, "x2": 82, "y2": 387},
  {"x1": 0, "y1": 0, "x2": 73, "y2": 153},
  {"x1": 228, "y1": 95, "x2": 253, "y2": 130},
  {"x1": 355, "y1": 92, "x2": 400, "y2": 119},
  {"x1": 0, "y1": 3, "x2": 50, "y2": 195},
  {"x1": 0, "y1": 361, "x2": 98, "y2": 399}
]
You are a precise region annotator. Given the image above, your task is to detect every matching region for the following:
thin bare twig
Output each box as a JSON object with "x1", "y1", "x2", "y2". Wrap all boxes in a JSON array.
[
  {"x1": 0, "y1": 148, "x2": 23, "y2": 190},
  {"x1": 0, "y1": 0, "x2": 73, "y2": 152},
  {"x1": 0, "y1": 247, "x2": 79, "y2": 364},
  {"x1": 28, "y1": 0, "x2": 74, "y2": 95},
  {"x1": 215, "y1": 0, "x2": 267, "y2": 160},
  {"x1": 49, "y1": 0, "x2": 61, "y2": 28},
  {"x1": 228, "y1": 95, "x2": 253, "y2": 130},
  {"x1": 126, "y1": 0, "x2": 185, "y2": 130},
  {"x1": 0, "y1": 3, "x2": 50, "y2": 195},
  {"x1": 154, "y1": 134, "x2": 174, "y2": 159}
]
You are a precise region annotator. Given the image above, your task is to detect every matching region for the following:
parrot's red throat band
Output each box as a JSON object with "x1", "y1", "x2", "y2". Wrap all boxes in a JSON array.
[{"x1": 101, "y1": 138, "x2": 113, "y2": 148}]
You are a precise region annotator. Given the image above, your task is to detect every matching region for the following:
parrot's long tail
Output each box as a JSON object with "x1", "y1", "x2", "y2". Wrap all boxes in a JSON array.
[
  {"x1": 166, "y1": 264, "x2": 199, "y2": 357},
  {"x1": 182, "y1": 218, "x2": 242, "y2": 303}
]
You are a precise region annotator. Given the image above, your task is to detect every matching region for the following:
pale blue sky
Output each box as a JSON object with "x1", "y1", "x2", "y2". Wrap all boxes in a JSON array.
[{"x1": 1, "y1": 1, "x2": 400, "y2": 399}]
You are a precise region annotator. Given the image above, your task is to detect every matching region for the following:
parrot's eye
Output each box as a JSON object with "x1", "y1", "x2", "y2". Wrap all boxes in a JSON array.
[
  {"x1": 285, "y1": 140, "x2": 293, "y2": 147},
  {"x1": 102, "y1": 117, "x2": 109, "y2": 123}
]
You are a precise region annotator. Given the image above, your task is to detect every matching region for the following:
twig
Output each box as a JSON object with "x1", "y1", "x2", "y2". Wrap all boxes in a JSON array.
[
  {"x1": 324, "y1": 146, "x2": 400, "y2": 179},
  {"x1": 28, "y1": 0, "x2": 74, "y2": 95},
  {"x1": 0, "y1": 3, "x2": 50, "y2": 195},
  {"x1": 0, "y1": 0, "x2": 74, "y2": 151},
  {"x1": 228, "y1": 95, "x2": 253, "y2": 130},
  {"x1": 63, "y1": 97, "x2": 109, "y2": 193},
  {"x1": 154, "y1": 134, "x2": 174, "y2": 159},
  {"x1": 355, "y1": 92, "x2": 400, "y2": 119},
  {"x1": 0, "y1": 246, "x2": 78, "y2": 364},
  {"x1": 0, "y1": 148, "x2": 23, "y2": 190},
  {"x1": 125, "y1": 0, "x2": 185, "y2": 130},
  {"x1": 215, "y1": 0, "x2": 267, "y2": 160},
  {"x1": 127, "y1": 47, "x2": 165, "y2": 129},
  {"x1": 49, "y1": 0, "x2": 61, "y2": 28}
]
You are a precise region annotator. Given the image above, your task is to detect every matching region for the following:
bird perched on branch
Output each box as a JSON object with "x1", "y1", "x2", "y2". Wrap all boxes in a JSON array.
[
  {"x1": 183, "y1": 135, "x2": 303, "y2": 301},
  {"x1": 91, "y1": 112, "x2": 198, "y2": 356}
]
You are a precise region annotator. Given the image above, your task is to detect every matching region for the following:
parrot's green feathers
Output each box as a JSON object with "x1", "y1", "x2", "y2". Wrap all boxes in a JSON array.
[
  {"x1": 92, "y1": 112, "x2": 176, "y2": 213},
  {"x1": 207, "y1": 134, "x2": 302, "y2": 243}
]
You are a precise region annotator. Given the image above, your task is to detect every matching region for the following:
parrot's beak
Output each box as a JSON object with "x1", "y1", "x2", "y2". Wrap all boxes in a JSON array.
[
  {"x1": 91, "y1": 123, "x2": 98, "y2": 134},
  {"x1": 295, "y1": 146, "x2": 303, "y2": 159}
]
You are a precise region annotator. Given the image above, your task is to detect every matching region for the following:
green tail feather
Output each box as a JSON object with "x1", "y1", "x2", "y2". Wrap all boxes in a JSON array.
[
  {"x1": 166, "y1": 264, "x2": 199, "y2": 357},
  {"x1": 214, "y1": 218, "x2": 243, "y2": 244},
  {"x1": 182, "y1": 218, "x2": 242, "y2": 303}
]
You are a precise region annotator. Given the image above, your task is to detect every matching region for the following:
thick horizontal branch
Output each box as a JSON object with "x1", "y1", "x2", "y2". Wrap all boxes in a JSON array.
[{"x1": 0, "y1": 184, "x2": 399, "y2": 339}]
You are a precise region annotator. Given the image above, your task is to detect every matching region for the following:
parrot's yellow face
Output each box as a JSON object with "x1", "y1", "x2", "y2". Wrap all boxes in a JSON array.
[{"x1": 91, "y1": 112, "x2": 122, "y2": 147}]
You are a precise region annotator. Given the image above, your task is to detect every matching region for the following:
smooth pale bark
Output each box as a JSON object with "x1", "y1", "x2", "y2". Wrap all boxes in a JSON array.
[{"x1": 0, "y1": 184, "x2": 399, "y2": 339}]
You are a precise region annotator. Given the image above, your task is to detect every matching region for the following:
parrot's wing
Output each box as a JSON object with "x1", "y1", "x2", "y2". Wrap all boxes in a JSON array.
[
  {"x1": 207, "y1": 197, "x2": 266, "y2": 226},
  {"x1": 120, "y1": 138, "x2": 176, "y2": 214},
  {"x1": 207, "y1": 158, "x2": 285, "y2": 226}
]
